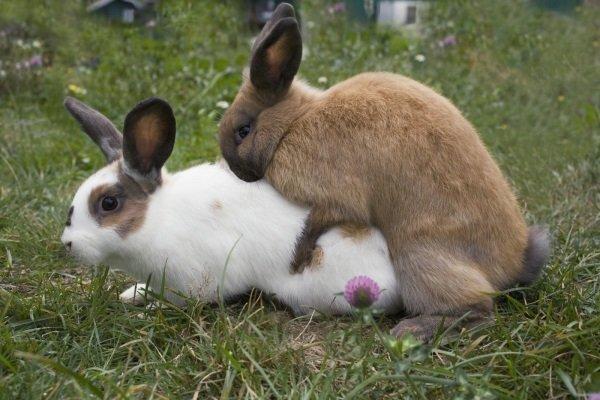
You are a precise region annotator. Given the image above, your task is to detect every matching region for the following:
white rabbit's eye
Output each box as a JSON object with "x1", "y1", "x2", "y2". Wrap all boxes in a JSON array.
[
  {"x1": 101, "y1": 196, "x2": 119, "y2": 211},
  {"x1": 235, "y1": 124, "x2": 251, "y2": 145}
]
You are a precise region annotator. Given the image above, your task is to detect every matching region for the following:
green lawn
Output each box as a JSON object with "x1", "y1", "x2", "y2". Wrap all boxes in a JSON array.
[{"x1": 1, "y1": 0, "x2": 598, "y2": 398}]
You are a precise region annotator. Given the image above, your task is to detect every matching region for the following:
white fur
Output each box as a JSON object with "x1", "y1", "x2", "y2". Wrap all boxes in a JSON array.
[
  {"x1": 62, "y1": 161, "x2": 402, "y2": 315},
  {"x1": 119, "y1": 282, "x2": 148, "y2": 306}
]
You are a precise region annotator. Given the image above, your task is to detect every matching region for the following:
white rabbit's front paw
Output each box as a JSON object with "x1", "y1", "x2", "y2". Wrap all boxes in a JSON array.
[{"x1": 119, "y1": 283, "x2": 149, "y2": 306}]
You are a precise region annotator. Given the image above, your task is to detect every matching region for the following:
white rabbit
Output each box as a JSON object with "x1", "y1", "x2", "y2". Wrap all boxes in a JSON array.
[{"x1": 60, "y1": 97, "x2": 403, "y2": 316}]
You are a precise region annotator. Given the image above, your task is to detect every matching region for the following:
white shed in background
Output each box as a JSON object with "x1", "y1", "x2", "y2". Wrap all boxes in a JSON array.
[{"x1": 376, "y1": 0, "x2": 430, "y2": 28}]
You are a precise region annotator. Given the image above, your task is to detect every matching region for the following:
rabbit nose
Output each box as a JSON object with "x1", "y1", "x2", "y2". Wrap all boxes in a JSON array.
[{"x1": 64, "y1": 241, "x2": 72, "y2": 251}]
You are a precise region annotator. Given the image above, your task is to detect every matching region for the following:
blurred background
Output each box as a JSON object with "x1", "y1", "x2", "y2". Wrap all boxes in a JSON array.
[{"x1": 0, "y1": 1, "x2": 598, "y2": 398}]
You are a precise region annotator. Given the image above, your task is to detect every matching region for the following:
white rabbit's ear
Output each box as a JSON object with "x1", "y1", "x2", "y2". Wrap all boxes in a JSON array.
[
  {"x1": 250, "y1": 2, "x2": 302, "y2": 98},
  {"x1": 122, "y1": 97, "x2": 176, "y2": 189},
  {"x1": 63, "y1": 97, "x2": 123, "y2": 163}
]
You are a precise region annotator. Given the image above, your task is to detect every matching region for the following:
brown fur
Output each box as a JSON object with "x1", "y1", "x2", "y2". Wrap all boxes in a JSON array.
[
  {"x1": 221, "y1": 72, "x2": 528, "y2": 319},
  {"x1": 339, "y1": 224, "x2": 372, "y2": 242},
  {"x1": 87, "y1": 163, "x2": 149, "y2": 238},
  {"x1": 390, "y1": 301, "x2": 493, "y2": 341},
  {"x1": 211, "y1": 200, "x2": 223, "y2": 211},
  {"x1": 221, "y1": 72, "x2": 531, "y2": 338},
  {"x1": 133, "y1": 115, "x2": 163, "y2": 163},
  {"x1": 308, "y1": 246, "x2": 324, "y2": 269},
  {"x1": 218, "y1": 3, "x2": 546, "y2": 341}
]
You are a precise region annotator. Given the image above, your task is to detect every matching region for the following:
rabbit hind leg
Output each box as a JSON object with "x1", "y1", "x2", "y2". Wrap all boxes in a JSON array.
[{"x1": 391, "y1": 247, "x2": 495, "y2": 341}]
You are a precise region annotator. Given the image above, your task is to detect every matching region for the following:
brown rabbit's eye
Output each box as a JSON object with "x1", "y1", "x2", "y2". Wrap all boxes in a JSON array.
[
  {"x1": 101, "y1": 196, "x2": 119, "y2": 211},
  {"x1": 235, "y1": 124, "x2": 251, "y2": 145}
]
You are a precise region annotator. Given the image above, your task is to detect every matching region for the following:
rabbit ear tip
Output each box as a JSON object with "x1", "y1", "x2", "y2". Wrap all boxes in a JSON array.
[{"x1": 64, "y1": 96, "x2": 80, "y2": 109}]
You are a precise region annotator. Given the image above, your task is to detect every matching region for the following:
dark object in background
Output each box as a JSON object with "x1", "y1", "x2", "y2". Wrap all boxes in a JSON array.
[
  {"x1": 344, "y1": 0, "x2": 377, "y2": 23},
  {"x1": 87, "y1": 0, "x2": 158, "y2": 24},
  {"x1": 81, "y1": 56, "x2": 101, "y2": 70},
  {"x1": 246, "y1": 0, "x2": 300, "y2": 30},
  {"x1": 533, "y1": 0, "x2": 583, "y2": 12}
]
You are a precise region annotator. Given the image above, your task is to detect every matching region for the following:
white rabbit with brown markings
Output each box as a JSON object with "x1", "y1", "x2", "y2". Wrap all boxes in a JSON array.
[{"x1": 60, "y1": 96, "x2": 404, "y2": 315}]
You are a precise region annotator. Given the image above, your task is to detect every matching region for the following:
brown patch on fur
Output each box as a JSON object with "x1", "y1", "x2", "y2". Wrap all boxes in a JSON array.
[
  {"x1": 339, "y1": 224, "x2": 371, "y2": 241},
  {"x1": 210, "y1": 200, "x2": 223, "y2": 211},
  {"x1": 87, "y1": 165, "x2": 149, "y2": 237},
  {"x1": 307, "y1": 246, "x2": 324, "y2": 269}
]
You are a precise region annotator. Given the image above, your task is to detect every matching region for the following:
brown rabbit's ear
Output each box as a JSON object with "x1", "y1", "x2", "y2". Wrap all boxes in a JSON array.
[
  {"x1": 63, "y1": 97, "x2": 123, "y2": 163},
  {"x1": 252, "y1": 2, "x2": 296, "y2": 46},
  {"x1": 250, "y1": 3, "x2": 302, "y2": 97},
  {"x1": 122, "y1": 98, "x2": 176, "y2": 188}
]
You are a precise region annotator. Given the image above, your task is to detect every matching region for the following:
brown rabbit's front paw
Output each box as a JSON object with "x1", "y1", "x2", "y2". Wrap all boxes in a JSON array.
[
  {"x1": 291, "y1": 208, "x2": 332, "y2": 273},
  {"x1": 290, "y1": 241, "x2": 316, "y2": 273},
  {"x1": 291, "y1": 245, "x2": 324, "y2": 273}
]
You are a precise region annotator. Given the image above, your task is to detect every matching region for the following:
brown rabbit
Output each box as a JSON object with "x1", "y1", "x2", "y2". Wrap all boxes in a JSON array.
[{"x1": 219, "y1": 3, "x2": 550, "y2": 340}]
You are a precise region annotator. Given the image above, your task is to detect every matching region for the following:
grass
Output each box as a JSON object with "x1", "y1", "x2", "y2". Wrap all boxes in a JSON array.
[{"x1": 0, "y1": 0, "x2": 598, "y2": 398}]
